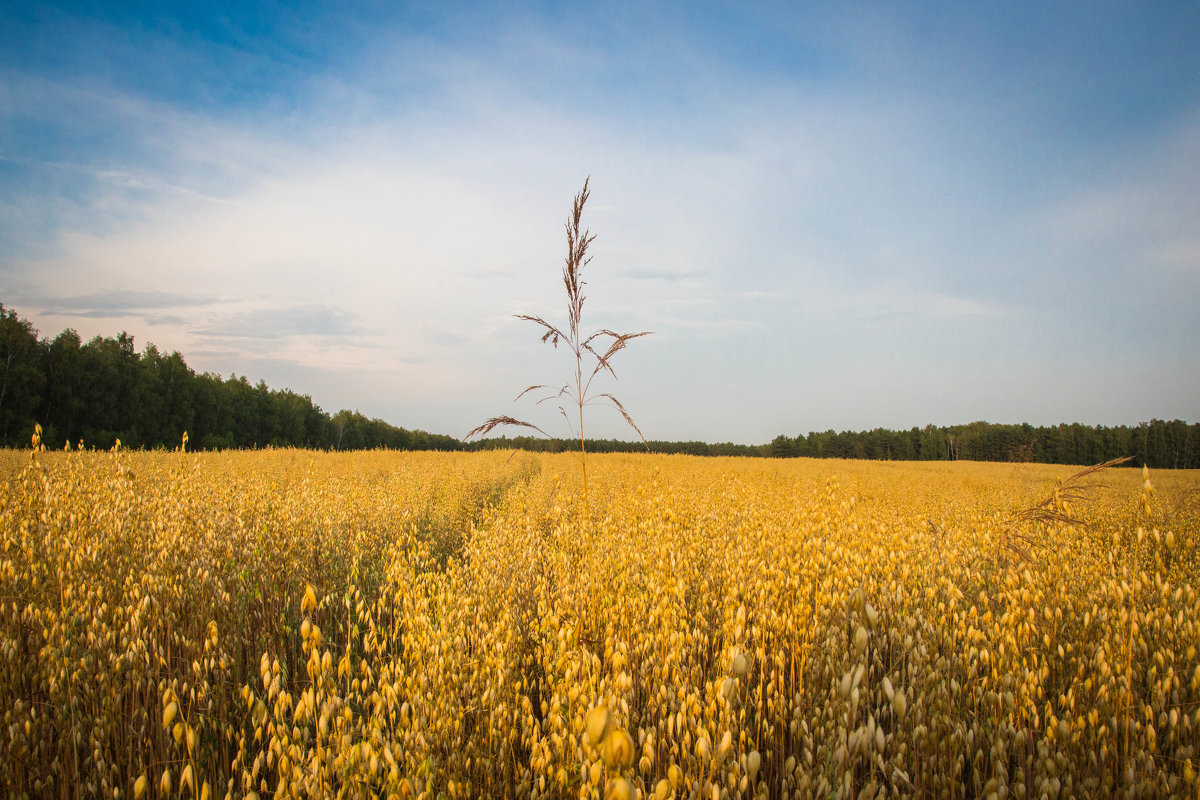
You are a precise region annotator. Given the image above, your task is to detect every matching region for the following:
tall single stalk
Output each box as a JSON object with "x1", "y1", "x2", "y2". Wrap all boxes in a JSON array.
[
  {"x1": 466, "y1": 178, "x2": 650, "y2": 511},
  {"x1": 577, "y1": 357, "x2": 588, "y2": 511}
]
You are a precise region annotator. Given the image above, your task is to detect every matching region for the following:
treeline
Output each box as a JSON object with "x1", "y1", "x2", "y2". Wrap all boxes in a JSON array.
[
  {"x1": 768, "y1": 420, "x2": 1199, "y2": 469},
  {"x1": 3, "y1": 304, "x2": 1195, "y2": 466},
  {"x1": 0, "y1": 304, "x2": 459, "y2": 451},
  {"x1": 473, "y1": 422, "x2": 1199, "y2": 468}
]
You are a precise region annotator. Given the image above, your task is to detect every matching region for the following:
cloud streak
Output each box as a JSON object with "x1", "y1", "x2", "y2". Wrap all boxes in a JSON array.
[
  {"x1": 39, "y1": 290, "x2": 218, "y2": 314},
  {"x1": 190, "y1": 305, "x2": 362, "y2": 341}
]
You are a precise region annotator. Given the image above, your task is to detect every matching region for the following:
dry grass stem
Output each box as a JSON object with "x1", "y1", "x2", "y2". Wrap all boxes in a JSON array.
[{"x1": 465, "y1": 178, "x2": 651, "y2": 508}]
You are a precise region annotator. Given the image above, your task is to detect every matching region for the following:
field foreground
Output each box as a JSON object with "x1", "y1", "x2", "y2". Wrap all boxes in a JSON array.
[{"x1": 1, "y1": 449, "x2": 1198, "y2": 799}]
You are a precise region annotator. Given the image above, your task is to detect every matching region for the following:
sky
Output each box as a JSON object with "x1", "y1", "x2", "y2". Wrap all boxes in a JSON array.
[{"x1": 2, "y1": 1, "x2": 1198, "y2": 444}]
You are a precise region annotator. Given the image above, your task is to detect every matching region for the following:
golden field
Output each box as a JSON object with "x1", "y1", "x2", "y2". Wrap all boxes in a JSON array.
[{"x1": 1, "y1": 447, "x2": 1198, "y2": 799}]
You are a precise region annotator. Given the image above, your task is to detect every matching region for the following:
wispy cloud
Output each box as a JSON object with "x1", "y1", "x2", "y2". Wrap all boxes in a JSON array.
[
  {"x1": 40, "y1": 289, "x2": 218, "y2": 316},
  {"x1": 191, "y1": 304, "x2": 362, "y2": 341},
  {"x1": 654, "y1": 314, "x2": 761, "y2": 333},
  {"x1": 620, "y1": 268, "x2": 708, "y2": 282},
  {"x1": 849, "y1": 290, "x2": 1011, "y2": 322}
]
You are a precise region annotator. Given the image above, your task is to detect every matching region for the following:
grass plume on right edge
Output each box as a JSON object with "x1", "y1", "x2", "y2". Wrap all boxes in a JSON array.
[
  {"x1": 465, "y1": 178, "x2": 651, "y2": 509},
  {"x1": 997, "y1": 456, "x2": 1135, "y2": 566}
]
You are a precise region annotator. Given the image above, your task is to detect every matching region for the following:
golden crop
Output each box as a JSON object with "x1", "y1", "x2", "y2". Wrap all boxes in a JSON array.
[{"x1": 1, "y1": 448, "x2": 1197, "y2": 799}]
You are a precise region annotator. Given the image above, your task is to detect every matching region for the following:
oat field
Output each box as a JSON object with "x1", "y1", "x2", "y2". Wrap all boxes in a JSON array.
[{"x1": 1, "y1": 448, "x2": 1198, "y2": 799}]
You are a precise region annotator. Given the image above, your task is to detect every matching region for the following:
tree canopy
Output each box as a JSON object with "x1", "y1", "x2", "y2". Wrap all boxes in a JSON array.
[
  {"x1": 765, "y1": 420, "x2": 1198, "y2": 469},
  {"x1": 0, "y1": 303, "x2": 459, "y2": 452}
]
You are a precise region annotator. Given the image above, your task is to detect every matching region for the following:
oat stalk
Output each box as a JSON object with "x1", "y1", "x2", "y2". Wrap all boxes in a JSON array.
[
  {"x1": 465, "y1": 178, "x2": 651, "y2": 511},
  {"x1": 998, "y1": 456, "x2": 1133, "y2": 567}
]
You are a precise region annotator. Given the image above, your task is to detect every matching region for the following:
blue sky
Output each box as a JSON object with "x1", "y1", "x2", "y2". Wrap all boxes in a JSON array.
[{"x1": 2, "y1": 1, "x2": 1198, "y2": 444}]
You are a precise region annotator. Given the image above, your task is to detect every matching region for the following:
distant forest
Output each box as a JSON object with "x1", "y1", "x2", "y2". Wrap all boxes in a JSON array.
[
  {"x1": 1, "y1": 304, "x2": 1196, "y2": 466},
  {"x1": 762, "y1": 421, "x2": 1198, "y2": 469},
  {"x1": 0, "y1": 304, "x2": 459, "y2": 452},
  {"x1": 466, "y1": 423, "x2": 1199, "y2": 469}
]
